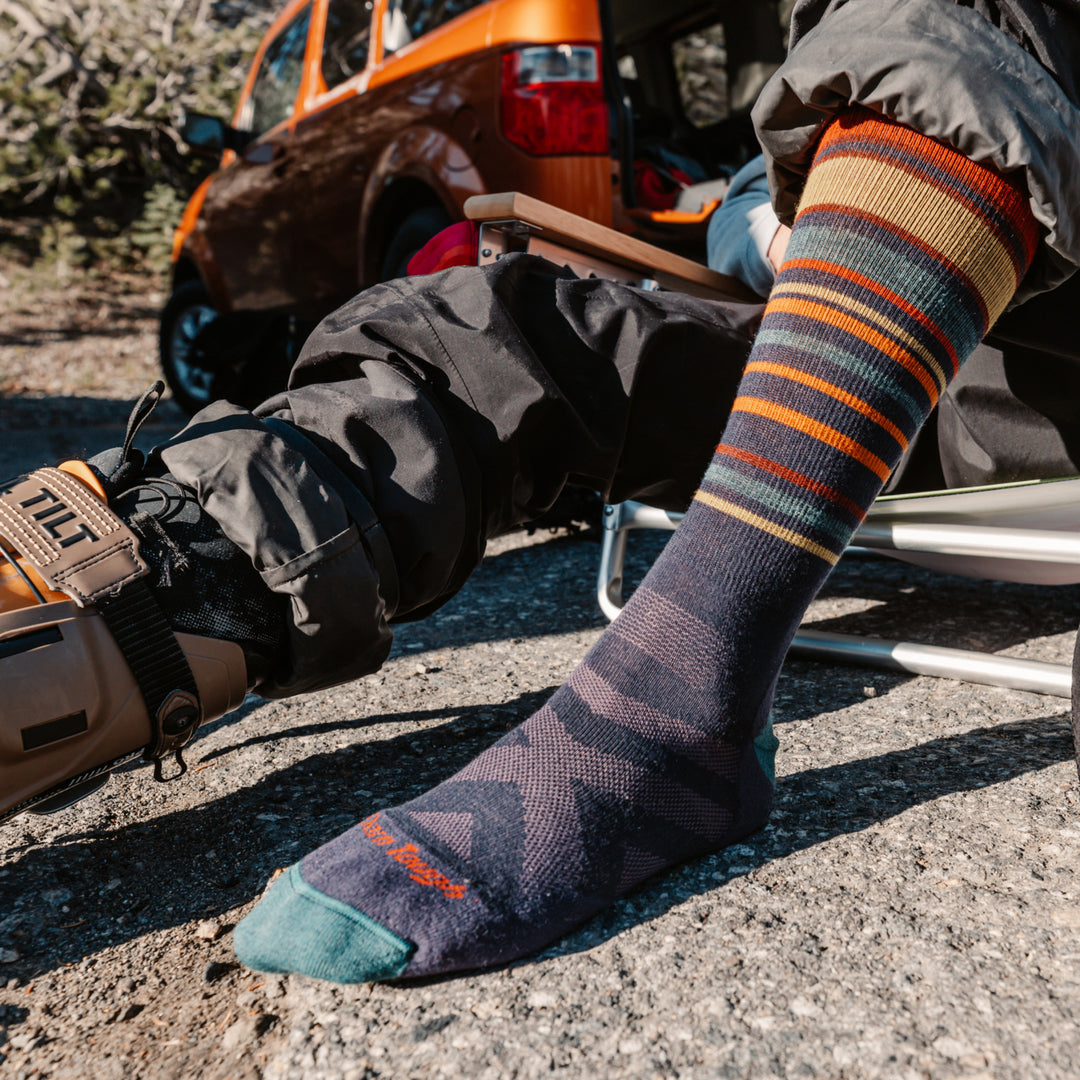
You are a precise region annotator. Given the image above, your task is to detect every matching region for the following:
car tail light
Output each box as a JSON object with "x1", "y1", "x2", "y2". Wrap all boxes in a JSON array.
[{"x1": 500, "y1": 45, "x2": 609, "y2": 156}]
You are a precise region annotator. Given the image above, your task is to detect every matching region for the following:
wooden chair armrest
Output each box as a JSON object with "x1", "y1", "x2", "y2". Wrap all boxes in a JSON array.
[{"x1": 464, "y1": 192, "x2": 758, "y2": 303}]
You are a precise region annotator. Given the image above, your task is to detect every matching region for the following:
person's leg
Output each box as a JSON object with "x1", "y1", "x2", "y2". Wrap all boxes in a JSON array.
[
  {"x1": 154, "y1": 260, "x2": 761, "y2": 695},
  {"x1": 233, "y1": 107, "x2": 1039, "y2": 982},
  {"x1": 1, "y1": 264, "x2": 759, "y2": 820}
]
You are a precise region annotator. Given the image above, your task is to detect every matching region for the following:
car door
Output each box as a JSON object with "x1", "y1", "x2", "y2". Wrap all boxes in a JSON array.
[
  {"x1": 279, "y1": 0, "x2": 378, "y2": 314},
  {"x1": 196, "y1": 2, "x2": 315, "y2": 313}
]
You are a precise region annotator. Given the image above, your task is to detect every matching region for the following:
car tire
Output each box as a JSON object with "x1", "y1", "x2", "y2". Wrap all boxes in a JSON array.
[
  {"x1": 160, "y1": 281, "x2": 301, "y2": 416},
  {"x1": 159, "y1": 280, "x2": 225, "y2": 416},
  {"x1": 380, "y1": 205, "x2": 453, "y2": 281}
]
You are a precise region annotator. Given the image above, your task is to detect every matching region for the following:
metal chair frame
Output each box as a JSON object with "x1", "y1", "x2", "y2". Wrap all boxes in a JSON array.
[
  {"x1": 463, "y1": 193, "x2": 1079, "y2": 704},
  {"x1": 597, "y1": 496, "x2": 1079, "y2": 700}
]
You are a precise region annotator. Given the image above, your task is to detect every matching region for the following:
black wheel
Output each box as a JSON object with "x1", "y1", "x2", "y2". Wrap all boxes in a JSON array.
[
  {"x1": 160, "y1": 281, "x2": 301, "y2": 415},
  {"x1": 159, "y1": 279, "x2": 223, "y2": 415},
  {"x1": 380, "y1": 205, "x2": 453, "y2": 281}
]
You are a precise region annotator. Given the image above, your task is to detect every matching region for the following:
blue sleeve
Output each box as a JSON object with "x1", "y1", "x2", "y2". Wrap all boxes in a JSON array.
[{"x1": 706, "y1": 155, "x2": 777, "y2": 298}]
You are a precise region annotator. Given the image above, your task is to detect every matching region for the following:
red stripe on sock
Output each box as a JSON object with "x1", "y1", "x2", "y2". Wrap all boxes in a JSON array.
[
  {"x1": 782, "y1": 257, "x2": 961, "y2": 377},
  {"x1": 713, "y1": 445, "x2": 867, "y2": 521}
]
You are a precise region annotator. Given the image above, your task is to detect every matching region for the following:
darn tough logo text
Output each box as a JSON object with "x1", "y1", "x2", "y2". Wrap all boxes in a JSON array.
[{"x1": 360, "y1": 813, "x2": 468, "y2": 899}]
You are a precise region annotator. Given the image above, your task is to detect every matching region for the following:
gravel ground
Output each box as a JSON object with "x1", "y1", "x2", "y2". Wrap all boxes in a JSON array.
[{"x1": 1, "y1": 270, "x2": 1078, "y2": 1079}]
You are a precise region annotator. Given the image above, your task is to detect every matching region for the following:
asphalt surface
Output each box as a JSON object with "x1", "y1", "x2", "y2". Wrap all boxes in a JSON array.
[{"x1": 1, "y1": 397, "x2": 1079, "y2": 1080}]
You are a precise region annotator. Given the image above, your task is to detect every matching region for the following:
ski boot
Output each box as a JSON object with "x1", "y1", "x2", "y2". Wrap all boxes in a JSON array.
[{"x1": 0, "y1": 384, "x2": 277, "y2": 821}]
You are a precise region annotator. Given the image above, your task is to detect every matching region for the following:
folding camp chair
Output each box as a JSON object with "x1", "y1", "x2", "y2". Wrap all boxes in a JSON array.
[
  {"x1": 464, "y1": 192, "x2": 1080, "y2": 712},
  {"x1": 597, "y1": 486, "x2": 1080, "y2": 700}
]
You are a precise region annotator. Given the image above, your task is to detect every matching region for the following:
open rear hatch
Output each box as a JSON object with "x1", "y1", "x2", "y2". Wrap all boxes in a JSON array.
[{"x1": 604, "y1": 0, "x2": 787, "y2": 258}]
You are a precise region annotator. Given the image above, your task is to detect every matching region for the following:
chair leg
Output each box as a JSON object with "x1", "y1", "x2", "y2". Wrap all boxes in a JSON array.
[
  {"x1": 598, "y1": 501, "x2": 1076, "y2": 701},
  {"x1": 596, "y1": 501, "x2": 680, "y2": 621},
  {"x1": 791, "y1": 629, "x2": 1071, "y2": 698},
  {"x1": 1071, "y1": 625, "x2": 1080, "y2": 781}
]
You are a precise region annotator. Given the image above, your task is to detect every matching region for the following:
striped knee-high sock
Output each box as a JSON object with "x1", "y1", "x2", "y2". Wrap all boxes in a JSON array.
[{"x1": 234, "y1": 109, "x2": 1039, "y2": 983}]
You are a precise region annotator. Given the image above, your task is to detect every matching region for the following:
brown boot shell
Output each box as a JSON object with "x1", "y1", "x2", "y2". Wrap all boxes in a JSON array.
[
  {"x1": 0, "y1": 601, "x2": 247, "y2": 819},
  {"x1": 0, "y1": 463, "x2": 249, "y2": 820}
]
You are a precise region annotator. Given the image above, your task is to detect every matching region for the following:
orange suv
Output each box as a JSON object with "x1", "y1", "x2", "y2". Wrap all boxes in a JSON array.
[{"x1": 164, "y1": 0, "x2": 784, "y2": 413}]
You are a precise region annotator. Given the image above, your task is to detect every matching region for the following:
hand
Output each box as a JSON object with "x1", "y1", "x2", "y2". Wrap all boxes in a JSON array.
[{"x1": 767, "y1": 225, "x2": 792, "y2": 274}]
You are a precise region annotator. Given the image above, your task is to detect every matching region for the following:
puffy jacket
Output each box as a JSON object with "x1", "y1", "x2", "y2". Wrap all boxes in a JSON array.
[{"x1": 753, "y1": 0, "x2": 1080, "y2": 302}]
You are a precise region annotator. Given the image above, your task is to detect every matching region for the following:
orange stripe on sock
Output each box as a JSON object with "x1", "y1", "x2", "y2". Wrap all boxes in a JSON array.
[
  {"x1": 745, "y1": 360, "x2": 908, "y2": 452},
  {"x1": 713, "y1": 445, "x2": 867, "y2": 521},
  {"x1": 782, "y1": 257, "x2": 960, "y2": 376},
  {"x1": 732, "y1": 395, "x2": 892, "y2": 482},
  {"x1": 766, "y1": 295, "x2": 943, "y2": 406}
]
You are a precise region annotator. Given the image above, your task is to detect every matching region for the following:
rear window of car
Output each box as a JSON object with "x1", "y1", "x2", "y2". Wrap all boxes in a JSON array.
[
  {"x1": 382, "y1": 0, "x2": 489, "y2": 55},
  {"x1": 672, "y1": 23, "x2": 728, "y2": 129},
  {"x1": 323, "y1": 0, "x2": 374, "y2": 88},
  {"x1": 247, "y1": 4, "x2": 312, "y2": 136}
]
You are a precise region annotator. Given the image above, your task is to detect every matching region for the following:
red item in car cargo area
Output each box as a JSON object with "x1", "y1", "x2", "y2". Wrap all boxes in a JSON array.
[
  {"x1": 500, "y1": 45, "x2": 609, "y2": 156},
  {"x1": 633, "y1": 160, "x2": 695, "y2": 211}
]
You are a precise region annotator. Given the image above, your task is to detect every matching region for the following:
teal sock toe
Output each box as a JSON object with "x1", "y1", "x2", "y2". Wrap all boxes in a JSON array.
[
  {"x1": 233, "y1": 864, "x2": 415, "y2": 983},
  {"x1": 753, "y1": 711, "x2": 780, "y2": 785}
]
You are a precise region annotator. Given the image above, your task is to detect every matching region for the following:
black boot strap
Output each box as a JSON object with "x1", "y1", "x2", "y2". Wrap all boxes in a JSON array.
[{"x1": 98, "y1": 580, "x2": 202, "y2": 779}]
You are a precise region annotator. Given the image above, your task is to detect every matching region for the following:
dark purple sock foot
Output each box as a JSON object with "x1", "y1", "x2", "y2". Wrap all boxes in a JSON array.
[{"x1": 234, "y1": 523, "x2": 780, "y2": 981}]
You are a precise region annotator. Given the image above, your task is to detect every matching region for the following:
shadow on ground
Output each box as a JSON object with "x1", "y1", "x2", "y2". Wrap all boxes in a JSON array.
[
  {"x1": 0, "y1": 394, "x2": 185, "y2": 434},
  {"x1": 1, "y1": 698, "x2": 1070, "y2": 981},
  {"x1": 0, "y1": 305, "x2": 161, "y2": 348}
]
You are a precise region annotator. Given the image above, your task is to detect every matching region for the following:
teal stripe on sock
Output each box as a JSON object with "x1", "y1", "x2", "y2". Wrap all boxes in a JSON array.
[
  {"x1": 753, "y1": 712, "x2": 779, "y2": 785},
  {"x1": 785, "y1": 222, "x2": 986, "y2": 355},
  {"x1": 703, "y1": 460, "x2": 853, "y2": 545},
  {"x1": 233, "y1": 864, "x2": 415, "y2": 983},
  {"x1": 753, "y1": 326, "x2": 927, "y2": 430}
]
